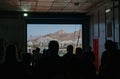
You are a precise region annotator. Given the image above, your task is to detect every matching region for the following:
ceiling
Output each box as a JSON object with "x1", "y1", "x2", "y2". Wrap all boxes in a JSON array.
[{"x1": 0, "y1": 0, "x2": 104, "y2": 13}]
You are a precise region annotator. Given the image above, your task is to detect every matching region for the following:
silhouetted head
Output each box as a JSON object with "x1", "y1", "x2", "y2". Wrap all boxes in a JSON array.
[
  {"x1": 75, "y1": 47, "x2": 82, "y2": 55},
  {"x1": 36, "y1": 47, "x2": 40, "y2": 53},
  {"x1": 48, "y1": 40, "x2": 59, "y2": 55},
  {"x1": 104, "y1": 40, "x2": 114, "y2": 50},
  {"x1": 32, "y1": 49, "x2": 36, "y2": 54},
  {"x1": 67, "y1": 45, "x2": 73, "y2": 54}
]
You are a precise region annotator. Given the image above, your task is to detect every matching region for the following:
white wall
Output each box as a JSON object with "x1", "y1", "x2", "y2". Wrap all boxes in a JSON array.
[{"x1": 89, "y1": 0, "x2": 119, "y2": 67}]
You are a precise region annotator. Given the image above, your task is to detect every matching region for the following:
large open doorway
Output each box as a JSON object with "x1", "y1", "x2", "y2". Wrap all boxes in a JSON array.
[{"x1": 27, "y1": 24, "x2": 82, "y2": 56}]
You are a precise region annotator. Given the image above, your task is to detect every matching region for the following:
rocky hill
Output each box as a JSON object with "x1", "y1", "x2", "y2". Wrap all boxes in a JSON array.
[{"x1": 28, "y1": 29, "x2": 82, "y2": 42}]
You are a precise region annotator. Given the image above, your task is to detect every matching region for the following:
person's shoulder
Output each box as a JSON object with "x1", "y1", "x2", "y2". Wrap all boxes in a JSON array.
[
  {"x1": 101, "y1": 50, "x2": 108, "y2": 57},
  {"x1": 102, "y1": 50, "x2": 108, "y2": 54}
]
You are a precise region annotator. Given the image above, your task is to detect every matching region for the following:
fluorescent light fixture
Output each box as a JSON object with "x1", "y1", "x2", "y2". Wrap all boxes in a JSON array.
[
  {"x1": 23, "y1": 13, "x2": 28, "y2": 17},
  {"x1": 105, "y1": 8, "x2": 111, "y2": 13}
]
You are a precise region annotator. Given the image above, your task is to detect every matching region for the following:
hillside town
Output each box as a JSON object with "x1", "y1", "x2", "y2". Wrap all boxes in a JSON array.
[{"x1": 27, "y1": 29, "x2": 82, "y2": 55}]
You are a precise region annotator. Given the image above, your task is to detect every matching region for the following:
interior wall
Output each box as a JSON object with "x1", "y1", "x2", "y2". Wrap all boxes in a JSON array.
[
  {"x1": 82, "y1": 17, "x2": 90, "y2": 52},
  {"x1": 89, "y1": 0, "x2": 119, "y2": 68},
  {"x1": 0, "y1": 15, "x2": 26, "y2": 53}
]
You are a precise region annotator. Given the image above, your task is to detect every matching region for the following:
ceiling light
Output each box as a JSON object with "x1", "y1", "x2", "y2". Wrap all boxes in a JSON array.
[
  {"x1": 23, "y1": 13, "x2": 28, "y2": 17},
  {"x1": 105, "y1": 8, "x2": 111, "y2": 13}
]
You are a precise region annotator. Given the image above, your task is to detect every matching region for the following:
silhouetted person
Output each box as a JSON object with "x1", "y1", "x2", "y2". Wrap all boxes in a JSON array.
[
  {"x1": 33, "y1": 40, "x2": 65, "y2": 79},
  {"x1": 32, "y1": 47, "x2": 42, "y2": 68},
  {"x1": 62, "y1": 45, "x2": 77, "y2": 79},
  {"x1": 81, "y1": 46, "x2": 97, "y2": 79},
  {"x1": 75, "y1": 47, "x2": 83, "y2": 58},
  {"x1": 47, "y1": 40, "x2": 65, "y2": 79},
  {"x1": 2, "y1": 44, "x2": 26, "y2": 78},
  {"x1": 98, "y1": 40, "x2": 120, "y2": 79},
  {"x1": 75, "y1": 47, "x2": 85, "y2": 79},
  {"x1": 86, "y1": 46, "x2": 95, "y2": 63},
  {"x1": 22, "y1": 52, "x2": 33, "y2": 77}
]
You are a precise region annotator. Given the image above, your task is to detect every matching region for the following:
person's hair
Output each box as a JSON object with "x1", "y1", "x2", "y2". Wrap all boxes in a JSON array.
[
  {"x1": 36, "y1": 47, "x2": 40, "y2": 53},
  {"x1": 105, "y1": 40, "x2": 114, "y2": 50},
  {"x1": 67, "y1": 45, "x2": 73, "y2": 53},
  {"x1": 48, "y1": 40, "x2": 59, "y2": 53},
  {"x1": 76, "y1": 47, "x2": 82, "y2": 55}
]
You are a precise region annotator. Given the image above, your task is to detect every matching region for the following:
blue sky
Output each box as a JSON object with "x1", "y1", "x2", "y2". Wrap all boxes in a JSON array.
[{"x1": 27, "y1": 24, "x2": 82, "y2": 40}]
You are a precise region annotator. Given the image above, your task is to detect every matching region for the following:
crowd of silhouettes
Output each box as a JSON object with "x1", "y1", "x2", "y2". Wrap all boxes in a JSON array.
[{"x1": 0, "y1": 38, "x2": 120, "y2": 79}]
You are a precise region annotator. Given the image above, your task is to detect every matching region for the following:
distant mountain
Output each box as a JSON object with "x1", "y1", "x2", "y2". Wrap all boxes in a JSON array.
[
  {"x1": 55, "y1": 29, "x2": 65, "y2": 35},
  {"x1": 28, "y1": 29, "x2": 82, "y2": 42}
]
